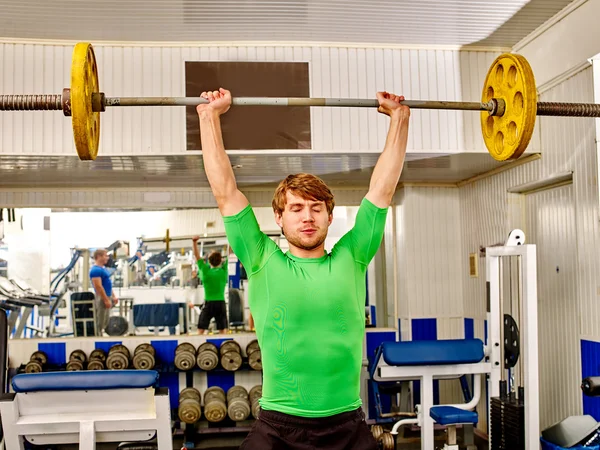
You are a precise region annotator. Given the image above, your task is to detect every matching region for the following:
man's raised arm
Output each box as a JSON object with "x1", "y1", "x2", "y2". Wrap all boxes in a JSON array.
[
  {"x1": 196, "y1": 88, "x2": 249, "y2": 216},
  {"x1": 365, "y1": 92, "x2": 410, "y2": 208}
]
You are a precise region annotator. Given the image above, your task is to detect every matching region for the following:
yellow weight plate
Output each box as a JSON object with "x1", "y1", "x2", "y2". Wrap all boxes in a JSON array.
[
  {"x1": 71, "y1": 42, "x2": 100, "y2": 160},
  {"x1": 481, "y1": 53, "x2": 537, "y2": 161}
]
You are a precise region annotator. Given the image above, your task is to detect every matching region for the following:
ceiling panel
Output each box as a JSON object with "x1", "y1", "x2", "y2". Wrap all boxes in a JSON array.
[
  {"x1": 0, "y1": 0, "x2": 574, "y2": 47},
  {"x1": 0, "y1": 152, "x2": 531, "y2": 189}
]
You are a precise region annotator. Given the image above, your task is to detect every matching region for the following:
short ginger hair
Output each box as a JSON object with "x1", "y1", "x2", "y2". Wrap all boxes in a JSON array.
[{"x1": 272, "y1": 173, "x2": 335, "y2": 216}]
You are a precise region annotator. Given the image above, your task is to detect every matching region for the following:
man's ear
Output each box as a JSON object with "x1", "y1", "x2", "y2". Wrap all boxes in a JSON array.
[{"x1": 274, "y1": 211, "x2": 283, "y2": 228}]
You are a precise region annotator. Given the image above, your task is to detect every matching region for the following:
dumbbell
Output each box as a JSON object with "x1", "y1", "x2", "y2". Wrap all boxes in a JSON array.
[
  {"x1": 25, "y1": 350, "x2": 48, "y2": 373},
  {"x1": 66, "y1": 349, "x2": 87, "y2": 371},
  {"x1": 227, "y1": 385, "x2": 251, "y2": 421},
  {"x1": 204, "y1": 386, "x2": 227, "y2": 422},
  {"x1": 133, "y1": 343, "x2": 156, "y2": 370},
  {"x1": 249, "y1": 385, "x2": 262, "y2": 419},
  {"x1": 246, "y1": 339, "x2": 262, "y2": 371},
  {"x1": 196, "y1": 342, "x2": 219, "y2": 371},
  {"x1": 174, "y1": 342, "x2": 196, "y2": 371},
  {"x1": 106, "y1": 344, "x2": 130, "y2": 370},
  {"x1": 377, "y1": 432, "x2": 395, "y2": 450},
  {"x1": 371, "y1": 425, "x2": 384, "y2": 440},
  {"x1": 220, "y1": 340, "x2": 242, "y2": 371},
  {"x1": 88, "y1": 348, "x2": 107, "y2": 370},
  {"x1": 178, "y1": 387, "x2": 202, "y2": 424}
]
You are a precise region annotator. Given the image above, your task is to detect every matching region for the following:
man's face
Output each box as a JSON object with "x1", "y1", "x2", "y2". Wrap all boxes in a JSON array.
[
  {"x1": 274, "y1": 191, "x2": 332, "y2": 252},
  {"x1": 96, "y1": 252, "x2": 109, "y2": 266}
]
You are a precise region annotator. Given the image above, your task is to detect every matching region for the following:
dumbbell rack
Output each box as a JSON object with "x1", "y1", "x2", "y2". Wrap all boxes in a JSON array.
[
  {"x1": 171, "y1": 353, "x2": 262, "y2": 448},
  {"x1": 14, "y1": 339, "x2": 262, "y2": 448}
]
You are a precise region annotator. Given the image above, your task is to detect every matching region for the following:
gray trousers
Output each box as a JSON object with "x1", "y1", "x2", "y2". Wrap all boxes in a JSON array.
[{"x1": 95, "y1": 296, "x2": 111, "y2": 336}]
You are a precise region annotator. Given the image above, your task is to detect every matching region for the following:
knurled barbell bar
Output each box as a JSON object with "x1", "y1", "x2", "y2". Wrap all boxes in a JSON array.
[{"x1": 2, "y1": 43, "x2": 600, "y2": 162}]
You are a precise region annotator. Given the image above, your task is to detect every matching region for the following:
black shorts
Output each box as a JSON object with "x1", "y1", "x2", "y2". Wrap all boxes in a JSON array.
[
  {"x1": 197, "y1": 301, "x2": 228, "y2": 330},
  {"x1": 240, "y1": 407, "x2": 377, "y2": 450}
]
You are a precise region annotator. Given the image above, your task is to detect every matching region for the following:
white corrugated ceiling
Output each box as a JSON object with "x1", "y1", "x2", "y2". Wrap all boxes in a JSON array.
[{"x1": 0, "y1": 0, "x2": 574, "y2": 47}]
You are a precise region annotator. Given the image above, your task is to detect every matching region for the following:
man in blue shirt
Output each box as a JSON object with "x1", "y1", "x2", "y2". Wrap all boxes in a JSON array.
[{"x1": 90, "y1": 249, "x2": 118, "y2": 336}]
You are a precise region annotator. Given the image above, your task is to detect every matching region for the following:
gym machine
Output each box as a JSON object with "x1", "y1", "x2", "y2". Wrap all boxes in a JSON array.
[{"x1": 370, "y1": 229, "x2": 539, "y2": 450}]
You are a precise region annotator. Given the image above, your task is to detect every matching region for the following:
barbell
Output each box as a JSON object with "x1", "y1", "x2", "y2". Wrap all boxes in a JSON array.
[{"x1": 1, "y1": 42, "x2": 600, "y2": 162}]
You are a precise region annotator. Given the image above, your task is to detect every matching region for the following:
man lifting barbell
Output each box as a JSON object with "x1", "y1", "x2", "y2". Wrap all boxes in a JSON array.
[
  {"x1": 191, "y1": 237, "x2": 229, "y2": 335},
  {"x1": 196, "y1": 87, "x2": 409, "y2": 450}
]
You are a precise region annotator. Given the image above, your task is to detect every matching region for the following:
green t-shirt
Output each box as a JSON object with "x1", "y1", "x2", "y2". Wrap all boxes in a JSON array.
[
  {"x1": 197, "y1": 257, "x2": 228, "y2": 301},
  {"x1": 223, "y1": 198, "x2": 387, "y2": 417}
]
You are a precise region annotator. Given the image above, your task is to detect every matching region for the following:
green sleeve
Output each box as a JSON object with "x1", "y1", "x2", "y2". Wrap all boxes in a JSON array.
[
  {"x1": 196, "y1": 258, "x2": 208, "y2": 276},
  {"x1": 335, "y1": 197, "x2": 388, "y2": 265},
  {"x1": 223, "y1": 204, "x2": 278, "y2": 276},
  {"x1": 221, "y1": 257, "x2": 229, "y2": 273}
]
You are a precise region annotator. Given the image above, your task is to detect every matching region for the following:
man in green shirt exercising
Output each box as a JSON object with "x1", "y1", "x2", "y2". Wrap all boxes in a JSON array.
[
  {"x1": 196, "y1": 88, "x2": 409, "y2": 449},
  {"x1": 191, "y1": 237, "x2": 229, "y2": 334}
]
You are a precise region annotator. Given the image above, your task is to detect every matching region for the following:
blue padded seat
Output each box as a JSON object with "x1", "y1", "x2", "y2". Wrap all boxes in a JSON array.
[
  {"x1": 12, "y1": 370, "x2": 159, "y2": 393},
  {"x1": 382, "y1": 339, "x2": 484, "y2": 366},
  {"x1": 430, "y1": 406, "x2": 478, "y2": 425}
]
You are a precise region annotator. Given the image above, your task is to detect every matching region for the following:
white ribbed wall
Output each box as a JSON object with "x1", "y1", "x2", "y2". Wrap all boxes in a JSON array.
[
  {"x1": 526, "y1": 184, "x2": 582, "y2": 430},
  {"x1": 460, "y1": 66, "x2": 598, "y2": 432},
  {"x1": 0, "y1": 42, "x2": 499, "y2": 156},
  {"x1": 392, "y1": 186, "x2": 466, "y2": 404},
  {"x1": 398, "y1": 186, "x2": 464, "y2": 319}
]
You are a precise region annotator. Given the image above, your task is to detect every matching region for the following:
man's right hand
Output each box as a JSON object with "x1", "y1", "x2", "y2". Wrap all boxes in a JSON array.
[
  {"x1": 192, "y1": 235, "x2": 200, "y2": 242},
  {"x1": 196, "y1": 88, "x2": 232, "y2": 117},
  {"x1": 376, "y1": 91, "x2": 410, "y2": 119}
]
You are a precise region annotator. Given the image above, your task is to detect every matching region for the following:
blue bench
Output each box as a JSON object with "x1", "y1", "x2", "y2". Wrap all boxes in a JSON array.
[
  {"x1": 371, "y1": 338, "x2": 487, "y2": 450},
  {"x1": 11, "y1": 369, "x2": 158, "y2": 392},
  {"x1": 381, "y1": 339, "x2": 485, "y2": 366},
  {"x1": 429, "y1": 406, "x2": 478, "y2": 426}
]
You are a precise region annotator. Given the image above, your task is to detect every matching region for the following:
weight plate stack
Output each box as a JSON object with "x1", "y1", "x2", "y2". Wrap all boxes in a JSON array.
[
  {"x1": 196, "y1": 342, "x2": 219, "y2": 371},
  {"x1": 178, "y1": 387, "x2": 202, "y2": 424},
  {"x1": 174, "y1": 342, "x2": 196, "y2": 371},
  {"x1": 249, "y1": 385, "x2": 262, "y2": 419},
  {"x1": 133, "y1": 343, "x2": 156, "y2": 370},
  {"x1": 106, "y1": 344, "x2": 131, "y2": 370},
  {"x1": 220, "y1": 340, "x2": 242, "y2": 371},
  {"x1": 67, "y1": 349, "x2": 87, "y2": 371},
  {"x1": 25, "y1": 350, "x2": 48, "y2": 373},
  {"x1": 204, "y1": 386, "x2": 227, "y2": 423}
]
